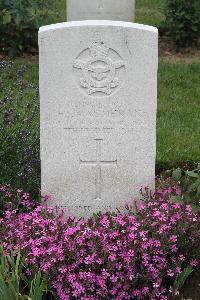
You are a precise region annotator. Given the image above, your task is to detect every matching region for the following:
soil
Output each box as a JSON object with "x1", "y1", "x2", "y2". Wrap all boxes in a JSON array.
[
  {"x1": 159, "y1": 36, "x2": 200, "y2": 64},
  {"x1": 178, "y1": 269, "x2": 200, "y2": 300}
]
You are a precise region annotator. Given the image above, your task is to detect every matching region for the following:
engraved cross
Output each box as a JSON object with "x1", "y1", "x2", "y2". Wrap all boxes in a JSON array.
[{"x1": 80, "y1": 139, "x2": 117, "y2": 200}]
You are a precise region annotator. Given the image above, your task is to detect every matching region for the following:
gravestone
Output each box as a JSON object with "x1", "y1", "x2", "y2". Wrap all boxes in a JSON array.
[
  {"x1": 39, "y1": 21, "x2": 158, "y2": 217},
  {"x1": 67, "y1": 0, "x2": 135, "y2": 22}
]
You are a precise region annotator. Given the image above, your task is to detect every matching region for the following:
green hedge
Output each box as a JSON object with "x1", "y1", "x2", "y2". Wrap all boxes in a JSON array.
[
  {"x1": 164, "y1": 0, "x2": 200, "y2": 47},
  {"x1": 0, "y1": 0, "x2": 57, "y2": 56}
]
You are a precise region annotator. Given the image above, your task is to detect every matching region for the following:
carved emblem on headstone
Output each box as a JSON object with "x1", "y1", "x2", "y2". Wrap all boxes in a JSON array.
[{"x1": 73, "y1": 34, "x2": 125, "y2": 96}]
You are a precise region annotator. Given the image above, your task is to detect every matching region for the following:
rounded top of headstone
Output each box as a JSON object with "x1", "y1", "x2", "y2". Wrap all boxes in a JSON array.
[
  {"x1": 67, "y1": 0, "x2": 135, "y2": 22},
  {"x1": 39, "y1": 20, "x2": 158, "y2": 35}
]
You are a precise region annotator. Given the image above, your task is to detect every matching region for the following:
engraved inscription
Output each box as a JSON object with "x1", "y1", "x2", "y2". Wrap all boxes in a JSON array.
[
  {"x1": 73, "y1": 33, "x2": 125, "y2": 97},
  {"x1": 80, "y1": 139, "x2": 117, "y2": 200},
  {"x1": 98, "y1": 0, "x2": 104, "y2": 9}
]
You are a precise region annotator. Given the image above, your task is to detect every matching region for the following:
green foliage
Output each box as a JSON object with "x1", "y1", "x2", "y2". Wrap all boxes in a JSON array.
[
  {"x1": 135, "y1": 0, "x2": 165, "y2": 27},
  {"x1": 0, "y1": 248, "x2": 22, "y2": 299},
  {"x1": 0, "y1": 246, "x2": 49, "y2": 300},
  {"x1": 172, "y1": 168, "x2": 182, "y2": 182},
  {"x1": 173, "y1": 266, "x2": 193, "y2": 291},
  {"x1": 28, "y1": 270, "x2": 49, "y2": 300},
  {"x1": 0, "y1": 0, "x2": 58, "y2": 56},
  {"x1": 172, "y1": 164, "x2": 200, "y2": 210},
  {"x1": 164, "y1": 0, "x2": 200, "y2": 47},
  {"x1": 0, "y1": 61, "x2": 40, "y2": 198}
]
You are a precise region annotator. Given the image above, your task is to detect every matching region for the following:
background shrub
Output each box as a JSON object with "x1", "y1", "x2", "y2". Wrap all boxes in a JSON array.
[
  {"x1": 164, "y1": 0, "x2": 200, "y2": 47},
  {"x1": 0, "y1": 0, "x2": 59, "y2": 55},
  {"x1": 0, "y1": 61, "x2": 40, "y2": 198}
]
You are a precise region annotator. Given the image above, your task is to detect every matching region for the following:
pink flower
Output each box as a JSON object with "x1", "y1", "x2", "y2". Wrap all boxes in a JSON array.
[
  {"x1": 100, "y1": 216, "x2": 110, "y2": 228},
  {"x1": 1, "y1": 184, "x2": 199, "y2": 300},
  {"x1": 110, "y1": 275, "x2": 118, "y2": 283},
  {"x1": 65, "y1": 227, "x2": 77, "y2": 236},
  {"x1": 190, "y1": 259, "x2": 198, "y2": 267},
  {"x1": 32, "y1": 248, "x2": 40, "y2": 257},
  {"x1": 153, "y1": 282, "x2": 160, "y2": 288},
  {"x1": 5, "y1": 211, "x2": 11, "y2": 219},
  {"x1": 128, "y1": 233, "x2": 136, "y2": 240},
  {"x1": 179, "y1": 254, "x2": 185, "y2": 261},
  {"x1": 169, "y1": 235, "x2": 177, "y2": 243},
  {"x1": 167, "y1": 270, "x2": 175, "y2": 277},
  {"x1": 108, "y1": 254, "x2": 116, "y2": 262}
]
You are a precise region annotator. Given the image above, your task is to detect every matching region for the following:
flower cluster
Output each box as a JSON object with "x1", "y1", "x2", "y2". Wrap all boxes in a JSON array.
[{"x1": 1, "y1": 186, "x2": 200, "y2": 300}]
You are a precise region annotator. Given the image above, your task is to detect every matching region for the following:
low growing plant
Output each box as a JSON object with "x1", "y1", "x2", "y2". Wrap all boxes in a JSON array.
[
  {"x1": 0, "y1": 61, "x2": 40, "y2": 198},
  {"x1": 0, "y1": 246, "x2": 50, "y2": 300},
  {"x1": 1, "y1": 185, "x2": 200, "y2": 299},
  {"x1": 0, "y1": 185, "x2": 38, "y2": 218},
  {"x1": 170, "y1": 165, "x2": 200, "y2": 212}
]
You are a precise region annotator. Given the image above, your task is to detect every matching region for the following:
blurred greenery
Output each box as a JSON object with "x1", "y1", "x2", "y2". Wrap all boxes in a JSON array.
[
  {"x1": 164, "y1": 0, "x2": 200, "y2": 47},
  {"x1": 135, "y1": 0, "x2": 165, "y2": 27}
]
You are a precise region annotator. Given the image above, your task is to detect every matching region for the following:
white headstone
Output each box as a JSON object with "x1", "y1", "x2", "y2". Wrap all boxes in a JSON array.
[
  {"x1": 67, "y1": 0, "x2": 135, "y2": 22},
  {"x1": 39, "y1": 21, "x2": 158, "y2": 217}
]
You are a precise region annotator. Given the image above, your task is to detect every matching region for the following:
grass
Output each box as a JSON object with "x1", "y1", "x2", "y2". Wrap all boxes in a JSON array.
[
  {"x1": 157, "y1": 61, "x2": 200, "y2": 168},
  {"x1": 54, "y1": 0, "x2": 66, "y2": 23},
  {"x1": 135, "y1": 0, "x2": 165, "y2": 27}
]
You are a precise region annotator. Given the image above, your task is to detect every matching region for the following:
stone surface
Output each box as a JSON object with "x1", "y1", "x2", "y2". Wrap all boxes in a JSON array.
[
  {"x1": 67, "y1": 0, "x2": 135, "y2": 22},
  {"x1": 39, "y1": 21, "x2": 158, "y2": 217}
]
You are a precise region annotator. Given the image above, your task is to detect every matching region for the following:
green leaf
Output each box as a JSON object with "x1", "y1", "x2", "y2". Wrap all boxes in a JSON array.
[
  {"x1": 171, "y1": 195, "x2": 182, "y2": 204},
  {"x1": 29, "y1": 270, "x2": 47, "y2": 300},
  {"x1": 188, "y1": 178, "x2": 200, "y2": 192},
  {"x1": 173, "y1": 266, "x2": 193, "y2": 290},
  {"x1": 197, "y1": 185, "x2": 200, "y2": 196},
  {"x1": 183, "y1": 193, "x2": 192, "y2": 204},
  {"x1": 191, "y1": 204, "x2": 200, "y2": 213},
  {"x1": 186, "y1": 170, "x2": 199, "y2": 178},
  {"x1": 172, "y1": 168, "x2": 182, "y2": 181},
  {"x1": 3, "y1": 12, "x2": 12, "y2": 25}
]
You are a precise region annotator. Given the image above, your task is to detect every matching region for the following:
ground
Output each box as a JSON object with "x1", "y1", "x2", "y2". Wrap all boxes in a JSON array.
[{"x1": 181, "y1": 269, "x2": 200, "y2": 299}]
